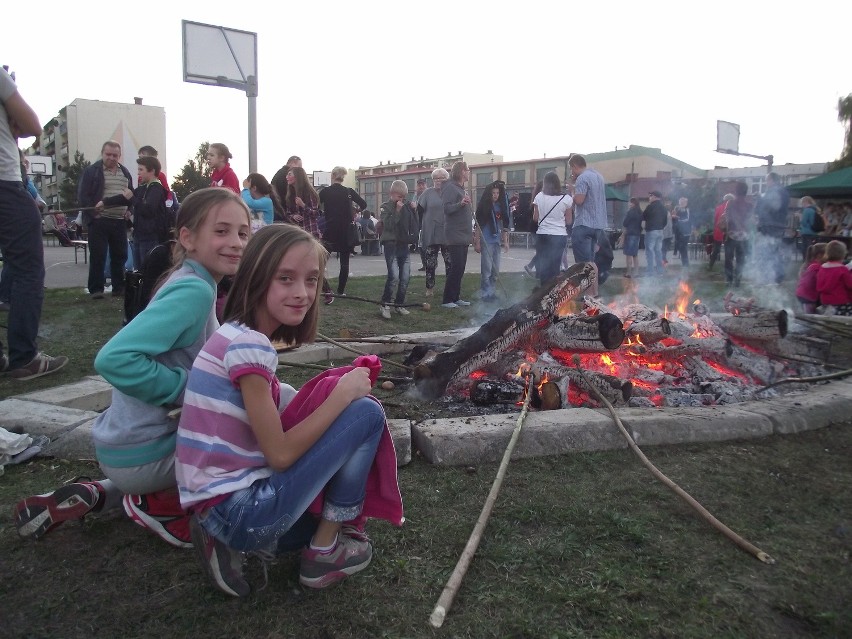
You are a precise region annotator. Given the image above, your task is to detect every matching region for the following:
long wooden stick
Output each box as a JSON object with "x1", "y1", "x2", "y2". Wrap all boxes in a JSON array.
[
  {"x1": 276, "y1": 360, "x2": 412, "y2": 383},
  {"x1": 329, "y1": 293, "x2": 430, "y2": 310},
  {"x1": 756, "y1": 367, "x2": 852, "y2": 392},
  {"x1": 429, "y1": 374, "x2": 535, "y2": 628},
  {"x1": 315, "y1": 332, "x2": 414, "y2": 373},
  {"x1": 571, "y1": 355, "x2": 775, "y2": 564}
]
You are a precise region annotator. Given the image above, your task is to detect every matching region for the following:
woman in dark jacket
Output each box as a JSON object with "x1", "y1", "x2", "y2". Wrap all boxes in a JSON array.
[{"x1": 319, "y1": 166, "x2": 367, "y2": 296}]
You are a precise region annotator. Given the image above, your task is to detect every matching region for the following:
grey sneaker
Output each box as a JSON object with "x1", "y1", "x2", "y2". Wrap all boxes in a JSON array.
[
  {"x1": 299, "y1": 534, "x2": 373, "y2": 589},
  {"x1": 380, "y1": 305, "x2": 392, "y2": 319},
  {"x1": 441, "y1": 302, "x2": 458, "y2": 309},
  {"x1": 395, "y1": 306, "x2": 410, "y2": 315},
  {"x1": 9, "y1": 352, "x2": 68, "y2": 381},
  {"x1": 189, "y1": 515, "x2": 250, "y2": 597},
  {"x1": 455, "y1": 299, "x2": 471, "y2": 306}
]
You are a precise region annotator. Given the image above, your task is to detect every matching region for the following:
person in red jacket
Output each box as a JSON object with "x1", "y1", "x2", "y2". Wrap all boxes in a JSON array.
[
  {"x1": 207, "y1": 143, "x2": 240, "y2": 193},
  {"x1": 708, "y1": 193, "x2": 734, "y2": 270},
  {"x1": 816, "y1": 240, "x2": 852, "y2": 315}
]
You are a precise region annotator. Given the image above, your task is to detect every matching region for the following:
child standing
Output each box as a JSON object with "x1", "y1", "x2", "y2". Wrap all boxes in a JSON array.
[
  {"x1": 13, "y1": 189, "x2": 251, "y2": 547},
  {"x1": 473, "y1": 181, "x2": 511, "y2": 302},
  {"x1": 816, "y1": 240, "x2": 852, "y2": 316},
  {"x1": 241, "y1": 172, "x2": 277, "y2": 233},
  {"x1": 105, "y1": 155, "x2": 170, "y2": 268},
  {"x1": 795, "y1": 242, "x2": 827, "y2": 314},
  {"x1": 378, "y1": 180, "x2": 415, "y2": 319},
  {"x1": 207, "y1": 143, "x2": 240, "y2": 194},
  {"x1": 176, "y1": 224, "x2": 400, "y2": 597}
]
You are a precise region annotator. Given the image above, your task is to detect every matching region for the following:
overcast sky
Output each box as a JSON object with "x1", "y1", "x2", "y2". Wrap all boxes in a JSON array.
[{"x1": 5, "y1": 0, "x2": 849, "y2": 181}]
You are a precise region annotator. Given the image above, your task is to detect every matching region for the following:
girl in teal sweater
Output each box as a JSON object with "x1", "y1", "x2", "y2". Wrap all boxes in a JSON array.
[{"x1": 14, "y1": 189, "x2": 251, "y2": 548}]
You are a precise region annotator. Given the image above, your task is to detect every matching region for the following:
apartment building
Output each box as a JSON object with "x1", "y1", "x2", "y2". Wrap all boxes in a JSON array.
[{"x1": 26, "y1": 98, "x2": 166, "y2": 209}]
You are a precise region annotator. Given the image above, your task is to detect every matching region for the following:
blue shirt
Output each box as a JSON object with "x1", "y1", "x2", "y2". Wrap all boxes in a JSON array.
[{"x1": 573, "y1": 168, "x2": 607, "y2": 229}]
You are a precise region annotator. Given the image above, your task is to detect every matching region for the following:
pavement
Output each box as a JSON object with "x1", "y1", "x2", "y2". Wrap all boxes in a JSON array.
[{"x1": 2, "y1": 327, "x2": 850, "y2": 468}]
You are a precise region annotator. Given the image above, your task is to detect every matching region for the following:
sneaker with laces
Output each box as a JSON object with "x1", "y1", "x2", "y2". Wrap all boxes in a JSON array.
[
  {"x1": 455, "y1": 299, "x2": 471, "y2": 306},
  {"x1": 190, "y1": 515, "x2": 250, "y2": 597},
  {"x1": 14, "y1": 481, "x2": 102, "y2": 540},
  {"x1": 123, "y1": 492, "x2": 193, "y2": 548},
  {"x1": 299, "y1": 534, "x2": 373, "y2": 589},
  {"x1": 441, "y1": 302, "x2": 458, "y2": 309},
  {"x1": 8, "y1": 352, "x2": 69, "y2": 381},
  {"x1": 395, "y1": 306, "x2": 410, "y2": 315},
  {"x1": 380, "y1": 305, "x2": 392, "y2": 319},
  {"x1": 523, "y1": 264, "x2": 535, "y2": 277}
]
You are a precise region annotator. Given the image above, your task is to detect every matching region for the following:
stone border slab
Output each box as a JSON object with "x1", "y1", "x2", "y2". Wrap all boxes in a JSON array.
[
  {"x1": 412, "y1": 408, "x2": 626, "y2": 466},
  {"x1": 736, "y1": 383, "x2": 852, "y2": 434},
  {"x1": 0, "y1": 398, "x2": 100, "y2": 439},
  {"x1": 15, "y1": 377, "x2": 112, "y2": 412}
]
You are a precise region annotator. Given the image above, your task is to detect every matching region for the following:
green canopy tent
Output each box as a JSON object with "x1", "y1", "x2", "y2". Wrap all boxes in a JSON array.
[
  {"x1": 605, "y1": 185, "x2": 630, "y2": 201},
  {"x1": 787, "y1": 167, "x2": 852, "y2": 198}
]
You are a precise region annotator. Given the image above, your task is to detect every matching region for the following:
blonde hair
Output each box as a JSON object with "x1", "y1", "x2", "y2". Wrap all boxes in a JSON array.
[
  {"x1": 331, "y1": 166, "x2": 347, "y2": 182},
  {"x1": 825, "y1": 239, "x2": 847, "y2": 262},
  {"x1": 389, "y1": 180, "x2": 408, "y2": 196},
  {"x1": 209, "y1": 143, "x2": 232, "y2": 161},
  {"x1": 800, "y1": 196, "x2": 819, "y2": 212}
]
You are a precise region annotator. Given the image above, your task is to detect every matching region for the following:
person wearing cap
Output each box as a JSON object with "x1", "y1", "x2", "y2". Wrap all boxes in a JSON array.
[
  {"x1": 642, "y1": 191, "x2": 667, "y2": 276},
  {"x1": 567, "y1": 155, "x2": 607, "y2": 265}
]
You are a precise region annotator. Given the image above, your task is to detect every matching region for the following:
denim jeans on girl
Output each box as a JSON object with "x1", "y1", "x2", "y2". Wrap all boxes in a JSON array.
[
  {"x1": 536, "y1": 233, "x2": 568, "y2": 283},
  {"x1": 381, "y1": 241, "x2": 410, "y2": 305},
  {"x1": 198, "y1": 398, "x2": 384, "y2": 553}
]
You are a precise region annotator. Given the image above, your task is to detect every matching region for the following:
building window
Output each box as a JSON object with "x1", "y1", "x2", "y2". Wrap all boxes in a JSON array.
[
  {"x1": 381, "y1": 180, "x2": 394, "y2": 196},
  {"x1": 535, "y1": 167, "x2": 557, "y2": 181},
  {"x1": 506, "y1": 170, "x2": 525, "y2": 188}
]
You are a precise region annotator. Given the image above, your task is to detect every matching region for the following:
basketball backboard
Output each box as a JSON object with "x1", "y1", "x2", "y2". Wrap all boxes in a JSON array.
[
  {"x1": 182, "y1": 20, "x2": 257, "y2": 95},
  {"x1": 716, "y1": 120, "x2": 740, "y2": 154}
]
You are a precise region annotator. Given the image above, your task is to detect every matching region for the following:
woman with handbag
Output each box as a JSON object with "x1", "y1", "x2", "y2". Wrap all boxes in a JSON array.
[
  {"x1": 532, "y1": 172, "x2": 573, "y2": 283},
  {"x1": 284, "y1": 166, "x2": 333, "y2": 304},
  {"x1": 319, "y1": 166, "x2": 367, "y2": 297}
]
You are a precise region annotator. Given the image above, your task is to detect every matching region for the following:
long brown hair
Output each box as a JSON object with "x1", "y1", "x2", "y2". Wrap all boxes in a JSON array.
[
  {"x1": 285, "y1": 166, "x2": 318, "y2": 210},
  {"x1": 222, "y1": 224, "x2": 328, "y2": 345}
]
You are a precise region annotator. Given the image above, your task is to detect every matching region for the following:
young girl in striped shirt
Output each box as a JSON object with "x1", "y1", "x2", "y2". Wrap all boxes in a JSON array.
[{"x1": 176, "y1": 224, "x2": 396, "y2": 597}]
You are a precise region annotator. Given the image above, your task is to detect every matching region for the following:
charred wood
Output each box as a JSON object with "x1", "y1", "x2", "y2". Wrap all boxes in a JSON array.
[
  {"x1": 715, "y1": 310, "x2": 788, "y2": 341},
  {"x1": 413, "y1": 263, "x2": 597, "y2": 399},
  {"x1": 542, "y1": 312, "x2": 625, "y2": 352},
  {"x1": 470, "y1": 379, "x2": 524, "y2": 405},
  {"x1": 625, "y1": 318, "x2": 671, "y2": 344}
]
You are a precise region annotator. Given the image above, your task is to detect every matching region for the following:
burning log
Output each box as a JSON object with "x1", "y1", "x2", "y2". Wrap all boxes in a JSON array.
[
  {"x1": 531, "y1": 355, "x2": 632, "y2": 405},
  {"x1": 470, "y1": 379, "x2": 524, "y2": 405},
  {"x1": 413, "y1": 263, "x2": 597, "y2": 399},
  {"x1": 723, "y1": 292, "x2": 761, "y2": 314},
  {"x1": 715, "y1": 310, "x2": 788, "y2": 341},
  {"x1": 541, "y1": 312, "x2": 625, "y2": 352},
  {"x1": 625, "y1": 317, "x2": 671, "y2": 345}
]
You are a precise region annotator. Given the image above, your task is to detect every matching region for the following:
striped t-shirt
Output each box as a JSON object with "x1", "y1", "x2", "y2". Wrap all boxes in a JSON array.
[
  {"x1": 175, "y1": 322, "x2": 296, "y2": 510},
  {"x1": 102, "y1": 167, "x2": 129, "y2": 219}
]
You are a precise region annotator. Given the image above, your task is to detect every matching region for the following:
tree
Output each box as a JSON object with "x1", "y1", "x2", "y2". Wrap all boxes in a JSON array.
[
  {"x1": 171, "y1": 141, "x2": 212, "y2": 201},
  {"x1": 59, "y1": 151, "x2": 90, "y2": 210},
  {"x1": 828, "y1": 94, "x2": 852, "y2": 171}
]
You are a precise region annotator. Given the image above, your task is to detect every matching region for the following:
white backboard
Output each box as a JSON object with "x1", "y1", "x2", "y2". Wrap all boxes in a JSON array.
[
  {"x1": 716, "y1": 120, "x2": 740, "y2": 154},
  {"x1": 26, "y1": 154, "x2": 53, "y2": 176},
  {"x1": 182, "y1": 20, "x2": 257, "y2": 92}
]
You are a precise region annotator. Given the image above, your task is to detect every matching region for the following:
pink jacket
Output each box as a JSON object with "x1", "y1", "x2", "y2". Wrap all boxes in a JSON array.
[
  {"x1": 280, "y1": 355, "x2": 404, "y2": 529},
  {"x1": 795, "y1": 261, "x2": 821, "y2": 302},
  {"x1": 816, "y1": 262, "x2": 852, "y2": 305}
]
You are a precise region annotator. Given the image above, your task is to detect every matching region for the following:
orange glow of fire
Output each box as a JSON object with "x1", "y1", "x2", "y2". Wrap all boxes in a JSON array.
[
  {"x1": 673, "y1": 281, "x2": 692, "y2": 316},
  {"x1": 556, "y1": 299, "x2": 578, "y2": 317},
  {"x1": 469, "y1": 370, "x2": 488, "y2": 380},
  {"x1": 705, "y1": 359, "x2": 750, "y2": 380}
]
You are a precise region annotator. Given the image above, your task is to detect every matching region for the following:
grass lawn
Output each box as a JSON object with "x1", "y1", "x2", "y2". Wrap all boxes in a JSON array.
[{"x1": 3, "y1": 262, "x2": 849, "y2": 637}]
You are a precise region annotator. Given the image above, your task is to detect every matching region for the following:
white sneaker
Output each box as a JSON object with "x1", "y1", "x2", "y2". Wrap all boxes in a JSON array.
[
  {"x1": 396, "y1": 306, "x2": 410, "y2": 315},
  {"x1": 455, "y1": 299, "x2": 471, "y2": 306},
  {"x1": 441, "y1": 302, "x2": 458, "y2": 309},
  {"x1": 380, "y1": 305, "x2": 392, "y2": 319}
]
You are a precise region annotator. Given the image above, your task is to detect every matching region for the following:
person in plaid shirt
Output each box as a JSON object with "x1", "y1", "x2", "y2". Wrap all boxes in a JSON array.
[{"x1": 284, "y1": 166, "x2": 333, "y2": 303}]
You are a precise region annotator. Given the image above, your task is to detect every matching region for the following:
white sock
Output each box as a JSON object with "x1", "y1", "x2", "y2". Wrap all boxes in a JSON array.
[{"x1": 309, "y1": 533, "x2": 338, "y2": 553}]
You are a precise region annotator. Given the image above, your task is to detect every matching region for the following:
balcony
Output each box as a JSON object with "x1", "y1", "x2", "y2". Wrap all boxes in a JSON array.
[{"x1": 61, "y1": 145, "x2": 68, "y2": 157}]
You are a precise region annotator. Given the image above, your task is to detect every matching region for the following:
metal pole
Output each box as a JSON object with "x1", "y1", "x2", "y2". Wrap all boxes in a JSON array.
[{"x1": 247, "y1": 75, "x2": 258, "y2": 173}]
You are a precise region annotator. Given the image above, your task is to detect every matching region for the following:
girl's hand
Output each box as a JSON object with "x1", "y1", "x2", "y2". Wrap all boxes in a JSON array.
[
  {"x1": 333, "y1": 367, "x2": 373, "y2": 404},
  {"x1": 295, "y1": 196, "x2": 305, "y2": 208}
]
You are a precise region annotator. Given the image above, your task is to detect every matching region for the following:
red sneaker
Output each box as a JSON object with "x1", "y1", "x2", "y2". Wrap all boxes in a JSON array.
[
  {"x1": 299, "y1": 534, "x2": 372, "y2": 589},
  {"x1": 14, "y1": 481, "x2": 102, "y2": 540},
  {"x1": 123, "y1": 491, "x2": 192, "y2": 549}
]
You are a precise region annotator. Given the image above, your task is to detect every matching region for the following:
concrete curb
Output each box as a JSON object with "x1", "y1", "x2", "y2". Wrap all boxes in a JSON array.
[{"x1": 1, "y1": 333, "x2": 849, "y2": 467}]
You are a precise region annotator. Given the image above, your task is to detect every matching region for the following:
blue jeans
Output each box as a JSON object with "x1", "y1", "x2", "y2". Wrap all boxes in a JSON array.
[
  {"x1": 571, "y1": 224, "x2": 598, "y2": 264},
  {"x1": 479, "y1": 241, "x2": 501, "y2": 298},
  {"x1": 200, "y1": 398, "x2": 385, "y2": 552},
  {"x1": 536, "y1": 233, "x2": 568, "y2": 283},
  {"x1": 0, "y1": 181, "x2": 45, "y2": 368},
  {"x1": 132, "y1": 239, "x2": 158, "y2": 271},
  {"x1": 381, "y1": 241, "x2": 410, "y2": 305},
  {"x1": 645, "y1": 229, "x2": 663, "y2": 273}
]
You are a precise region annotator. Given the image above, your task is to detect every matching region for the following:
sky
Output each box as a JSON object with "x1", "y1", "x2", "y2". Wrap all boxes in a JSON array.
[{"x1": 5, "y1": 0, "x2": 850, "y2": 182}]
